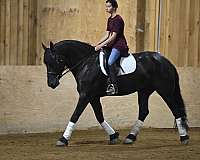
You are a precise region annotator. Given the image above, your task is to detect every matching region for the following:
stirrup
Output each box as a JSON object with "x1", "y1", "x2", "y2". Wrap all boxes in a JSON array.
[{"x1": 106, "y1": 84, "x2": 118, "y2": 95}]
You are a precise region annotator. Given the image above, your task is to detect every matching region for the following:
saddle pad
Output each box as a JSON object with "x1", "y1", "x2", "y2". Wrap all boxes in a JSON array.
[{"x1": 99, "y1": 51, "x2": 136, "y2": 76}]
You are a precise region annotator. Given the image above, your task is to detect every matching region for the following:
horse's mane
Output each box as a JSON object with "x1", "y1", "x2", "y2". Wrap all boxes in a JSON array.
[{"x1": 54, "y1": 40, "x2": 95, "y2": 56}]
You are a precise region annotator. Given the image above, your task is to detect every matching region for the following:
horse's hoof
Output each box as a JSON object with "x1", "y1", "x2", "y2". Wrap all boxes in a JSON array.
[
  {"x1": 56, "y1": 137, "x2": 68, "y2": 147},
  {"x1": 123, "y1": 134, "x2": 136, "y2": 144},
  {"x1": 180, "y1": 135, "x2": 189, "y2": 145},
  {"x1": 109, "y1": 132, "x2": 119, "y2": 145},
  {"x1": 124, "y1": 138, "x2": 133, "y2": 144}
]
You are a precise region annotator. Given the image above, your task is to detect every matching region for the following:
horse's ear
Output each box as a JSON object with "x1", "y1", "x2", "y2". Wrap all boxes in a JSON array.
[
  {"x1": 42, "y1": 43, "x2": 47, "y2": 50},
  {"x1": 50, "y1": 41, "x2": 54, "y2": 50}
]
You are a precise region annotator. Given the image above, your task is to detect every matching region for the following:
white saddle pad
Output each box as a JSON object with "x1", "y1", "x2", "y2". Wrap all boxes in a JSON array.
[{"x1": 99, "y1": 51, "x2": 136, "y2": 76}]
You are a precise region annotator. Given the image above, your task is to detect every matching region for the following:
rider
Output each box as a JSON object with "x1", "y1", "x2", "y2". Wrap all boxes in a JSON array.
[{"x1": 95, "y1": 0, "x2": 129, "y2": 95}]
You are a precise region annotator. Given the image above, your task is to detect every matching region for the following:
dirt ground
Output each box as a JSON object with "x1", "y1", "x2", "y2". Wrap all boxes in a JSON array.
[{"x1": 0, "y1": 128, "x2": 199, "y2": 160}]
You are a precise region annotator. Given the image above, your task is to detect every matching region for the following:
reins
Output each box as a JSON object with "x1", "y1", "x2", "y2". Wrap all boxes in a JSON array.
[{"x1": 58, "y1": 54, "x2": 94, "y2": 79}]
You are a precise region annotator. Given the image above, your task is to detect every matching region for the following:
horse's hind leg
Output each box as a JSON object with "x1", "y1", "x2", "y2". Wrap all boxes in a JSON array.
[
  {"x1": 157, "y1": 88, "x2": 189, "y2": 145},
  {"x1": 90, "y1": 97, "x2": 119, "y2": 144},
  {"x1": 124, "y1": 89, "x2": 154, "y2": 144}
]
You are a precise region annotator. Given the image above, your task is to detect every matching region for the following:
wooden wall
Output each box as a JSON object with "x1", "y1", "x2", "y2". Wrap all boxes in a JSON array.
[
  {"x1": 0, "y1": 0, "x2": 38, "y2": 65},
  {"x1": 160, "y1": 0, "x2": 200, "y2": 67},
  {"x1": 38, "y1": 0, "x2": 137, "y2": 64},
  {"x1": 0, "y1": 0, "x2": 137, "y2": 65},
  {"x1": 143, "y1": 0, "x2": 200, "y2": 67},
  {"x1": 0, "y1": 0, "x2": 200, "y2": 66}
]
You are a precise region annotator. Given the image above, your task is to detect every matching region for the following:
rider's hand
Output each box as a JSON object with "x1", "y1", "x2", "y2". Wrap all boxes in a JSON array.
[{"x1": 95, "y1": 44, "x2": 103, "y2": 51}]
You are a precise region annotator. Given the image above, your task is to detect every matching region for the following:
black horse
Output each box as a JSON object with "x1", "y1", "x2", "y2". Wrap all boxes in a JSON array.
[{"x1": 42, "y1": 40, "x2": 189, "y2": 146}]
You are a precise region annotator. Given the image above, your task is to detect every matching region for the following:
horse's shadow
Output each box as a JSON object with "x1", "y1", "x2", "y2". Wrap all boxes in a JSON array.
[
  {"x1": 72, "y1": 139, "x2": 182, "y2": 148},
  {"x1": 73, "y1": 140, "x2": 108, "y2": 145}
]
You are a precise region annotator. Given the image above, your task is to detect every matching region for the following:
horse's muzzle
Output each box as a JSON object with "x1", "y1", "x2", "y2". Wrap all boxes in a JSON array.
[{"x1": 47, "y1": 74, "x2": 60, "y2": 89}]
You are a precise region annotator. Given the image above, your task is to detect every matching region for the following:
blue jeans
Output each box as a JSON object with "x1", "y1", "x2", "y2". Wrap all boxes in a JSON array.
[{"x1": 108, "y1": 48, "x2": 120, "y2": 66}]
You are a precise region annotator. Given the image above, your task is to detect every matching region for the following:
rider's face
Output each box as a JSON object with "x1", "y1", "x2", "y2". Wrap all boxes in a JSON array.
[{"x1": 106, "y1": 2, "x2": 115, "y2": 14}]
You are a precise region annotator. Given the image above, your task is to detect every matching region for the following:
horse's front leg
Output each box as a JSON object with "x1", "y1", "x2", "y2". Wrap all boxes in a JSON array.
[
  {"x1": 90, "y1": 97, "x2": 119, "y2": 144},
  {"x1": 56, "y1": 94, "x2": 90, "y2": 147}
]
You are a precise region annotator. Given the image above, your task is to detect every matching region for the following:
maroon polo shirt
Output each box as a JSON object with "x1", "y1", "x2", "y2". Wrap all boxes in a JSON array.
[{"x1": 106, "y1": 15, "x2": 129, "y2": 56}]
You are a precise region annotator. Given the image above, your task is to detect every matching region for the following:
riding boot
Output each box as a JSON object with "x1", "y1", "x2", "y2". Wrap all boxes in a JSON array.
[{"x1": 106, "y1": 65, "x2": 118, "y2": 95}]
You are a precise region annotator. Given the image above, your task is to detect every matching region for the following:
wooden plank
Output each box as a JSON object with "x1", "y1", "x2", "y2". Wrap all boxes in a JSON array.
[
  {"x1": 17, "y1": 0, "x2": 24, "y2": 65},
  {"x1": 167, "y1": 0, "x2": 181, "y2": 66},
  {"x1": 160, "y1": 0, "x2": 169, "y2": 57},
  {"x1": 144, "y1": 0, "x2": 152, "y2": 51},
  {"x1": 34, "y1": 0, "x2": 38, "y2": 65},
  {"x1": 10, "y1": 0, "x2": 18, "y2": 65},
  {"x1": 144, "y1": 0, "x2": 158, "y2": 51},
  {"x1": 177, "y1": 0, "x2": 188, "y2": 67},
  {"x1": 0, "y1": 0, "x2": 6, "y2": 65},
  {"x1": 23, "y1": 0, "x2": 29, "y2": 65},
  {"x1": 159, "y1": 0, "x2": 164, "y2": 53},
  {"x1": 164, "y1": 0, "x2": 170, "y2": 58},
  {"x1": 154, "y1": 0, "x2": 160, "y2": 51},
  {"x1": 152, "y1": 0, "x2": 159, "y2": 51},
  {"x1": 5, "y1": 0, "x2": 11, "y2": 65},
  {"x1": 0, "y1": 0, "x2": 1, "y2": 64},
  {"x1": 33, "y1": 0, "x2": 38, "y2": 65},
  {"x1": 198, "y1": 0, "x2": 200, "y2": 67},
  {"x1": 28, "y1": 0, "x2": 33, "y2": 64},
  {"x1": 136, "y1": 0, "x2": 145, "y2": 52},
  {"x1": 30, "y1": 0, "x2": 37, "y2": 65},
  {"x1": 36, "y1": 0, "x2": 42, "y2": 65},
  {"x1": 188, "y1": 0, "x2": 199, "y2": 67}
]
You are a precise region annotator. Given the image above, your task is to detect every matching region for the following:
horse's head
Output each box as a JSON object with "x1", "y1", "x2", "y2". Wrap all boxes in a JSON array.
[{"x1": 42, "y1": 42, "x2": 66, "y2": 89}]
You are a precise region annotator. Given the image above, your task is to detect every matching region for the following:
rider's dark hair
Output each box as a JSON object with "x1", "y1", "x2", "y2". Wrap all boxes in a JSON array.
[{"x1": 106, "y1": 0, "x2": 118, "y2": 9}]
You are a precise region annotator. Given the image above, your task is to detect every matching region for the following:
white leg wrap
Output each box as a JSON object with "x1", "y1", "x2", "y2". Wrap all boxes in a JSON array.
[
  {"x1": 63, "y1": 121, "x2": 75, "y2": 140},
  {"x1": 101, "y1": 120, "x2": 115, "y2": 135},
  {"x1": 130, "y1": 120, "x2": 144, "y2": 136},
  {"x1": 176, "y1": 118, "x2": 187, "y2": 136}
]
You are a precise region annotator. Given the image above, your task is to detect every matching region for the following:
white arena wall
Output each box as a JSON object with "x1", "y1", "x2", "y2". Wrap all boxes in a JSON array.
[{"x1": 0, "y1": 66, "x2": 199, "y2": 134}]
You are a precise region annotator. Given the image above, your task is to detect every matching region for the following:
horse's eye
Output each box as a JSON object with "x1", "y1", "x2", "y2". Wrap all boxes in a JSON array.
[
  {"x1": 58, "y1": 59, "x2": 64, "y2": 63},
  {"x1": 56, "y1": 58, "x2": 63, "y2": 64}
]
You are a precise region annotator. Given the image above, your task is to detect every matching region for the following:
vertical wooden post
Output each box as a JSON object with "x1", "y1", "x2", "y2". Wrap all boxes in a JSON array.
[
  {"x1": 28, "y1": 0, "x2": 33, "y2": 64},
  {"x1": 23, "y1": 0, "x2": 29, "y2": 65},
  {"x1": 160, "y1": 0, "x2": 170, "y2": 58},
  {"x1": 5, "y1": 0, "x2": 11, "y2": 65},
  {"x1": 32, "y1": 0, "x2": 37, "y2": 65},
  {"x1": 36, "y1": 0, "x2": 42, "y2": 65},
  {"x1": 10, "y1": 0, "x2": 18, "y2": 65},
  {"x1": 168, "y1": 0, "x2": 181, "y2": 65},
  {"x1": 0, "y1": 0, "x2": 2, "y2": 64},
  {"x1": 188, "y1": 0, "x2": 199, "y2": 67},
  {"x1": 177, "y1": 0, "x2": 190, "y2": 67},
  {"x1": 136, "y1": 0, "x2": 145, "y2": 52},
  {"x1": 144, "y1": 0, "x2": 159, "y2": 51},
  {"x1": 17, "y1": 0, "x2": 24, "y2": 65},
  {"x1": 0, "y1": 0, "x2": 6, "y2": 65},
  {"x1": 198, "y1": 0, "x2": 200, "y2": 67}
]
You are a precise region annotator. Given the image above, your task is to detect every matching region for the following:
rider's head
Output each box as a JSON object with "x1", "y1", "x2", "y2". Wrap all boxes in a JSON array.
[{"x1": 106, "y1": 0, "x2": 118, "y2": 13}]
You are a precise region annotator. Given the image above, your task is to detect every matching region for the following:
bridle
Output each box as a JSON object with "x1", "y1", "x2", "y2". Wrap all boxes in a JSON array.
[{"x1": 47, "y1": 54, "x2": 93, "y2": 80}]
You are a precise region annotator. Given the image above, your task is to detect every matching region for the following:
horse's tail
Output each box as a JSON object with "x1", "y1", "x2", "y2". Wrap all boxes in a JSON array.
[
  {"x1": 173, "y1": 68, "x2": 189, "y2": 130},
  {"x1": 152, "y1": 53, "x2": 187, "y2": 119}
]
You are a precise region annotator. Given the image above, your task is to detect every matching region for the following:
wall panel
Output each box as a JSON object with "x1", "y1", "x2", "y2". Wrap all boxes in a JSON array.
[
  {"x1": 0, "y1": 0, "x2": 199, "y2": 66},
  {"x1": 158, "y1": 0, "x2": 200, "y2": 67},
  {"x1": 0, "y1": 0, "x2": 37, "y2": 65},
  {"x1": 0, "y1": 0, "x2": 5, "y2": 64},
  {"x1": 0, "y1": 0, "x2": 137, "y2": 65},
  {"x1": 0, "y1": 66, "x2": 199, "y2": 134}
]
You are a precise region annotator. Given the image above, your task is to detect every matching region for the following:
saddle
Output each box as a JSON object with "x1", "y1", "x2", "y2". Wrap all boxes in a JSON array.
[{"x1": 99, "y1": 48, "x2": 136, "y2": 76}]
